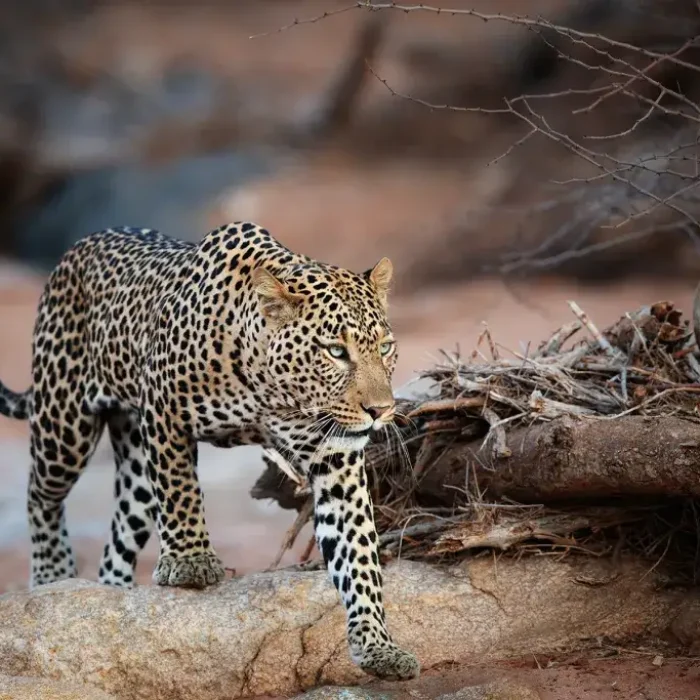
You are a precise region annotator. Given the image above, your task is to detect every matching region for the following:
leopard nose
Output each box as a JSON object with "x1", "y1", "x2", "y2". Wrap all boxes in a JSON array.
[{"x1": 362, "y1": 403, "x2": 394, "y2": 420}]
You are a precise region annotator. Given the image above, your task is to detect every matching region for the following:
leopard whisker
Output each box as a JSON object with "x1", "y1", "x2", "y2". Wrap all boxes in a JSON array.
[{"x1": 389, "y1": 421, "x2": 413, "y2": 477}]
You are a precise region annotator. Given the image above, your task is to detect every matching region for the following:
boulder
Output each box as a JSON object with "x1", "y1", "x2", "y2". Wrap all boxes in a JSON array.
[
  {"x1": 0, "y1": 558, "x2": 691, "y2": 699},
  {"x1": 435, "y1": 679, "x2": 542, "y2": 700}
]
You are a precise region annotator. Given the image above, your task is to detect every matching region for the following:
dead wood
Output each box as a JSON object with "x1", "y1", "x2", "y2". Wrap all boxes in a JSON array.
[
  {"x1": 252, "y1": 415, "x2": 700, "y2": 512},
  {"x1": 418, "y1": 415, "x2": 700, "y2": 506},
  {"x1": 428, "y1": 507, "x2": 650, "y2": 558},
  {"x1": 254, "y1": 298, "x2": 700, "y2": 578},
  {"x1": 253, "y1": 451, "x2": 308, "y2": 511}
]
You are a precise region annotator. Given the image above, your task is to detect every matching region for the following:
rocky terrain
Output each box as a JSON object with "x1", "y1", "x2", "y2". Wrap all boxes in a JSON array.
[{"x1": 1, "y1": 558, "x2": 699, "y2": 699}]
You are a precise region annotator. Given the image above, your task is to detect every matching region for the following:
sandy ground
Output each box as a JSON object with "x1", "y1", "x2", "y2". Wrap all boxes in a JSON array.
[{"x1": 360, "y1": 653, "x2": 700, "y2": 700}]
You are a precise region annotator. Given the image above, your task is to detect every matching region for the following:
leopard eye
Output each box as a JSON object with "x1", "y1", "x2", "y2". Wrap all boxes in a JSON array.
[
  {"x1": 326, "y1": 344, "x2": 349, "y2": 361},
  {"x1": 380, "y1": 340, "x2": 395, "y2": 357}
]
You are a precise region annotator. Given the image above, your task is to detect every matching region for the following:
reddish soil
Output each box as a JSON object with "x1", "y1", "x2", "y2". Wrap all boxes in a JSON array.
[
  {"x1": 370, "y1": 653, "x2": 700, "y2": 700},
  {"x1": 248, "y1": 653, "x2": 700, "y2": 699}
]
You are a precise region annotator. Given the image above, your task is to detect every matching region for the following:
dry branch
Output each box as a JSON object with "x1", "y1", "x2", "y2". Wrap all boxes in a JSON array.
[
  {"x1": 252, "y1": 1, "x2": 700, "y2": 283},
  {"x1": 268, "y1": 496, "x2": 314, "y2": 570},
  {"x1": 369, "y1": 1, "x2": 700, "y2": 280},
  {"x1": 418, "y1": 415, "x2": 700, "y2": 505},
  {"x1": 429, "y1": 507, "x2": 650, "y2": 557},
  {"x1": 254, "y1": 415, "x2": 700, "y2": 510}
]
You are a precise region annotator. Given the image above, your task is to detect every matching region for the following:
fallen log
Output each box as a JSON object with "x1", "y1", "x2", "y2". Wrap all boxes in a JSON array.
[
  {"x1": 252, "y1": 415, "x2": 700, "y2": 511},
  {"x1": 420, "y1": 415, "x2": 700, "y2": 505}
]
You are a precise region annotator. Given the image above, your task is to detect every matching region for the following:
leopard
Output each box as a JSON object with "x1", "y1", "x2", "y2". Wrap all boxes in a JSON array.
[{"x1": 0, "y1": 222, "x2": 419, "y2": 681}]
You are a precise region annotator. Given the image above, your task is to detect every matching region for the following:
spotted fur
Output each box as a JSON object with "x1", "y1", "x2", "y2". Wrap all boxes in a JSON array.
[{"x1": 0, "y1": 223, "x2": 419, "y2": 680}]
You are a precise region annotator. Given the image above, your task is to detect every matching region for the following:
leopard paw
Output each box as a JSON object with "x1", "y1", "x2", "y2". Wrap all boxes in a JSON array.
[
  {"x1": 358, "y1": 643, "x2": 420, "y2": 681},
  {"x1": 153, "y1": 552, "x2": 225, "y2": 588}
]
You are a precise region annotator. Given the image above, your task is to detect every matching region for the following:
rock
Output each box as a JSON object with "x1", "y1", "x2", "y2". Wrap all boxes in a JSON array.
[
  {"x1": 0, "y1": 558, "x2": 690, "y2": 700},
  {"x1": 291, "y1": 682, "x2": 541, "y2": 700},
  {"x1": 436, "y1": 679, "x2": 542, "y2": 700},
  {"x1": 0, "y1": 674, "x2": 116, "y2": 699},
  {"x1": 667, "y1": 594, "x2": 700, "y2": 654},
  {"x1": 293, "y1": 688, "x2": 397, "y2": 700}
]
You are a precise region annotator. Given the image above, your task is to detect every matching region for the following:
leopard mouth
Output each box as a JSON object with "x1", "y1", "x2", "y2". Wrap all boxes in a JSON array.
[
  {"x1": 325, "y1": 416, "x2": 373, "y2": 438},
  {"x1": 343, "y1": 426, "x2": 372, "y2": 437}
]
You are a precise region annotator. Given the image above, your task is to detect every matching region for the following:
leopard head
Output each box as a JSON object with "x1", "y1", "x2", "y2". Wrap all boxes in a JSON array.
[{"x1": 254, "y1": 257, "x2": 397, "y2": 448}]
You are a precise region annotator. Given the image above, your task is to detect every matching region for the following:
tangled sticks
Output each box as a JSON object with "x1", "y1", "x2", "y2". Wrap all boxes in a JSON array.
[{"x1": 256, "y1": 295, "x2": 700, "y2": 576}]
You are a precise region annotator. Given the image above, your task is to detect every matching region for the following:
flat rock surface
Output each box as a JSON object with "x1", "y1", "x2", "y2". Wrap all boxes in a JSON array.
[
  {"x1": 0, "y1": 674, "x2": 116, "y2": 699},
  {"x1": 0, "y1": 557, "x2": 693, "y2": 699}
]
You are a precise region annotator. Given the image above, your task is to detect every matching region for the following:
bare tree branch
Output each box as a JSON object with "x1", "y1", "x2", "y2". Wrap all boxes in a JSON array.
[{"x1": 257, "y1": 0, "x2": 700, "y2": 279}]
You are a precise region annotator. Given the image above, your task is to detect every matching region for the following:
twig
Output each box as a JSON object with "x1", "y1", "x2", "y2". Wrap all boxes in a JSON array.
[
  {"x1": 269, "y1": 496, "x2": 314, "y2": 570},
  {"x1": 262, "y1": 447, "x2": 311, "y2": 496},
  {"x1": 365, "y1": 3, "x2": 700, "y2": 77},
  {"x1": 430, "y1": 509, "x2": 651, "y2": 556},
  {"x1": 249, "y1": 4, "x2": 358, "y2": 39},
  {"x1": 567, "y1": 300, "x2": 616, "y2": 356},
  {"x1": 534, "y1": 321, "x2": 583, "y2": 358},
  {"x1": 406, "y1": 396, "x2": 485, "y2": 418},
  {"x1": 380, "y1": 520, "x2": 455, "y2": 545},
  {"x1": 600, "y1": 386, "x2": 700, "y2": 420},
  {"x1": 481, "y1": 407, "x2": 512, "y2": 458},
  {"x1": 299, "y1": 533, "x2": 317, "y2": 564}
]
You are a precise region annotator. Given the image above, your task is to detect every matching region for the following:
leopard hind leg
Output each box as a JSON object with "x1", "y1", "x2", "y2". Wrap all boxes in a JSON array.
[
  {"x1": 27, "y1": 388, "x2": 105, "y2": 589},
  {"x1": 98, "y1": 409, "x2": 156, "y2": 587}
]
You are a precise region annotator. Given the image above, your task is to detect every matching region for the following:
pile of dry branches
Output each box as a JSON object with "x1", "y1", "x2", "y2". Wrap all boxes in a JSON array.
[{"x1": 254, "y1": 295, "x2": 700, "y2": 580}]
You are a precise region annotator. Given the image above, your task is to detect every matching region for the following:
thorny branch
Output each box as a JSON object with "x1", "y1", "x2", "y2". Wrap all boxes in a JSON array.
[{"x1": 258, "y1": 0, "x2": 700, "y2": 274}]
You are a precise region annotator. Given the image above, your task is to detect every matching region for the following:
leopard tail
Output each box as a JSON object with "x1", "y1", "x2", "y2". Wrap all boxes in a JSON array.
[{"x1": 0, "y1": 382, "x2": 30, "y2": 420}]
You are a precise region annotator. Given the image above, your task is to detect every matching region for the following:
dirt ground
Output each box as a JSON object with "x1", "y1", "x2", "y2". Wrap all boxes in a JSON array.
[
  {"x1": 245, "y1": 653, "x2": 700, "y2": 699},
  {"x1": 368, "y1": 653, "x2": 700, "y2": 700}
]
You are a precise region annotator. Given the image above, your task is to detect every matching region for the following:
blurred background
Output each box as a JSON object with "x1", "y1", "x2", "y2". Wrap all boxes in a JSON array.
[{"x1": 1, "y1": 0, "x2": 699, "y2": 591}]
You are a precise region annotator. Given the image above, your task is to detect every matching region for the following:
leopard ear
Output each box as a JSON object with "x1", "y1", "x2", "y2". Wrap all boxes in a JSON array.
[
  {"x1": 252, "y1": 267, "x2": 302, "y2": 323},
  {"x1": 364, "y1": 257, "x2": 393, "y2": 303}
]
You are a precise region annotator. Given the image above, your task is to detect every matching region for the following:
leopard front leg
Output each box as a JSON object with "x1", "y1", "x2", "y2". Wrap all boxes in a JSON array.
[
  {"x1": 141, "y1": 406, "x2": 225, "y2": 589},
  {"x1": 310, "y1": 449, "x2": 419, "y2": 681}
]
